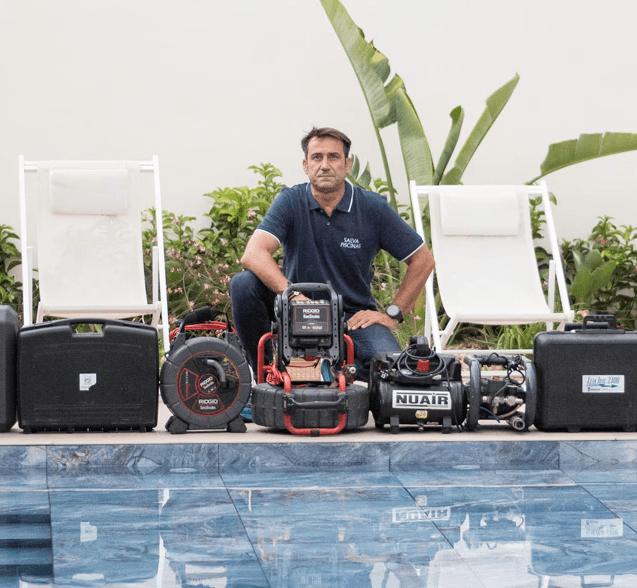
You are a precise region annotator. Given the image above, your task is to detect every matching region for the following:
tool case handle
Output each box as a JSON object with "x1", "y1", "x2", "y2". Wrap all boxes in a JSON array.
[
  {"x1": 582, "y1": 314, "x2": 617, "y2": 330},
  {"x1": 565, "y1": 314, "x2": 622, "y2": 333},
  {"x1": 31, "y1": 318, "x2": 150, "y2": 336}
]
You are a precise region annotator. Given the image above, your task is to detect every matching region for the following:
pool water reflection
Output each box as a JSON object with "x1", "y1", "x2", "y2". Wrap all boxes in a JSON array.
[{"x1": 2, "y1": 440, "x2": 637, "y2": 587}]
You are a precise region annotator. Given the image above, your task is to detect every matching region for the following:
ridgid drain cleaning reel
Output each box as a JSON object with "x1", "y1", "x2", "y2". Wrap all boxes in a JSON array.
[{"x1": 251, "y1": 282, "x2": 369, "y2": 436}]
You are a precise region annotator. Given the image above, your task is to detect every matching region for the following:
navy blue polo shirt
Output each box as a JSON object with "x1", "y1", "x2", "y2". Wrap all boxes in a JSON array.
[{"x1": 256, "y1": 182, "x2": 424, "y2": 313}]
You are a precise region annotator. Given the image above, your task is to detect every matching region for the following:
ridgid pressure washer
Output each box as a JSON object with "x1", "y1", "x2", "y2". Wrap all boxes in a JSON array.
[{"x1": 250, "y1": 282, "x2": 369, "y2": 436}]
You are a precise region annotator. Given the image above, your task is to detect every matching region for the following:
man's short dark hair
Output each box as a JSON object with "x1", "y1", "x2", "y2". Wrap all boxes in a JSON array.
[{"x1": 301, "y1": 127, "x2": 352, "y2": 159}]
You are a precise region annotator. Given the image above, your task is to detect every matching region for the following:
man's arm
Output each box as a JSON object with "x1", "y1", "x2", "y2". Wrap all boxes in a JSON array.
[
  {"x1": 347, "y1": 245, "x2": 435, "y2": 330},
  {"x1": 240, "y1": 230, "x2": 289, "y2": 295}
]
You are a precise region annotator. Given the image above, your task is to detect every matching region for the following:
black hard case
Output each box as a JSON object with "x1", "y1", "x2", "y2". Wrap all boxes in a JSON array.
[
  {"x1": 0, "y1": 306, "x2": 19, "y2": 432},
  {"x1": 17, "y1": 319, "x2": 158, "y2": 432},
  {"x1": 533, "y1": 316, "x2": 637, "y2": 432}
]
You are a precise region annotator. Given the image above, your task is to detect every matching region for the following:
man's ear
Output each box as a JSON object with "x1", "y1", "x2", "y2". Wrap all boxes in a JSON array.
[
  {"x1": 345, "y1": 157, "x2": 352, "y2": 174},
  {"x1": 302, "y1": 158, "x2": 308, "y2": 175}
]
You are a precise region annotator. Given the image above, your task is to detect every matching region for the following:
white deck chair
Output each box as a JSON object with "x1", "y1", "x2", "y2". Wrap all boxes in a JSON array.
[
  {"x1": 18, "y1": 156, "x2": 170, "y2": 351},
  {"x1": 409, "y1": 180, "x2": 573, "y2": 354}
]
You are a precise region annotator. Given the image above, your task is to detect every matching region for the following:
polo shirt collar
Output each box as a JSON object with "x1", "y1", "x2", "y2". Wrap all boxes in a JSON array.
[{"x1": 307, "y1": 182, "x2": 354, "y2": 213}]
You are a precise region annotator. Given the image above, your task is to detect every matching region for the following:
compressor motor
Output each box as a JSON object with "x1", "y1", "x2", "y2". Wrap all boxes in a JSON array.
[
  {"x1": 463, "y1": 353, "x2": 536, "y2": 432},
  {"x1": 369, "y1": 336, "x2": 467, "y2": 434}
]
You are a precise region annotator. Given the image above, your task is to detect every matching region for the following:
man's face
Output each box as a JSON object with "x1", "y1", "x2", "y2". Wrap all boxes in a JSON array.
[{"x1": 303, "y1": 136, "x2": 352, "y2": 195}]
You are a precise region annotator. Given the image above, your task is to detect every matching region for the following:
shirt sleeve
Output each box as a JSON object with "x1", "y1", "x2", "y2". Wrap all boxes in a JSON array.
[
  {"x1": 377, "y1": 196, "x2": 424, "y2": 262},
  {"x1": 256, "y1": 187, "x2": 295, "y2": 245}
]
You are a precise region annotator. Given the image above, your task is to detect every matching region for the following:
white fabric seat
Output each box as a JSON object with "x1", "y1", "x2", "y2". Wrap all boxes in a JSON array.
[
  {"x1": 19, "y1": 156, "x2": 170, "y2": 350},
  {"x1": 409, "y1": 180, "x2": 573, "y2": 353}
]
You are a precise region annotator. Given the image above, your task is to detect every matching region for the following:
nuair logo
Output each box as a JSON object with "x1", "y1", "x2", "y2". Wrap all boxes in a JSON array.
[
  {"x1": 392, "y1": 390, "x2": 451, "y2": 409},
  {"x1": 340, "y1": 237, "x2": 361, "y2": 249}
]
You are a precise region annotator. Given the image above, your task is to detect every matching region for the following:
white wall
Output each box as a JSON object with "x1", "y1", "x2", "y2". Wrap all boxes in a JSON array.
[{"x1": 2, "y1": 0, "x2": 636, "y2": 243}]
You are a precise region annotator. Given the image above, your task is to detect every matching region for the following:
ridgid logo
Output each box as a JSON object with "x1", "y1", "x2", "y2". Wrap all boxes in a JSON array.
[{"x1": 340, "y1": 237, "x2": 361, "y2": 249}]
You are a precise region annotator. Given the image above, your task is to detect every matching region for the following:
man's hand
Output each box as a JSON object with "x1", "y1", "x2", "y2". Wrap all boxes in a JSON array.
[{"x1": 347, "y1": 309, "x2": 398, "y2": 331}]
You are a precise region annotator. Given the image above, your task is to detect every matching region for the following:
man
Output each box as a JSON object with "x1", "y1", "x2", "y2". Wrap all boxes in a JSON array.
[{"x1": 230, "y1": 126, "x2": 435, "y2": 379}]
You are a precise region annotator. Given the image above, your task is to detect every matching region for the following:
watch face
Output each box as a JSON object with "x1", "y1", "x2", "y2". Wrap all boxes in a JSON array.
[{"x1": 387, "y1": 304, "x2": 400, "y2": 319}]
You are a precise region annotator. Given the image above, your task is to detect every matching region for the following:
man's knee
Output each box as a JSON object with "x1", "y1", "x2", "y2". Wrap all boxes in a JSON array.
[{"x1": 230, "y1": 270, "x2": 260, "y2": 299}]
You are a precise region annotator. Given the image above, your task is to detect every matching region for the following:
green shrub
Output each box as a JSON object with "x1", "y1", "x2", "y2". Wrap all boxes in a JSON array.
[
  {"x1": 142, "y1": 164, "x2": 284, "y2": 325},
  {"x1": 561, "y1": 216, "x2": 637, "y2": 327},
  {"x1": 0, "y1": 224, "x2": 23, "y2": 314}
]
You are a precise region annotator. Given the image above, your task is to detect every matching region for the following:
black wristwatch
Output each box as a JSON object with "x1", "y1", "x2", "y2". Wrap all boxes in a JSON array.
[{"x1": 386, "y1": 304, "x2": 403, "y2": 323}]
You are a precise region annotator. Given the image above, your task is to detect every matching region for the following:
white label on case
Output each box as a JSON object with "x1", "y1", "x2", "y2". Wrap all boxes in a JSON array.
[
  {"x1": 79, "y1": 373, "x2": 97, "y2": 391},
  {"x1": 582, "y1": 375, "x2": 624, "y2": 393}
]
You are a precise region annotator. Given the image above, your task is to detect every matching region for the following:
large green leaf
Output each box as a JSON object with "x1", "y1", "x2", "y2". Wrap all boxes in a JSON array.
[
  {"x1": 347, "y1": 154, "x2": 372, "y2": 190},
  {"x1": 396, "y1": 88, "x2": 434, "y2": 185},
  {"x1": 320, "y1": 0, "x2": 405, "y2": 129},
  {"x1": 433, "y1": 106, "x2": 464, "y2": 185},
  {"x1": 441, "y1": 73, "x2": 520, "y2": 184},
  {"x1": 528, "y1": 133, "x2": 637, "y2": 183}
]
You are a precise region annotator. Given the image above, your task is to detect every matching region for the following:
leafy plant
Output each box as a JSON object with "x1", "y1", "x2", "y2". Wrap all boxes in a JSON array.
[
  {"x1": 561, "y1": 216, "x2": 637, "y2": 326},
  {"x1": 0, "y1": 224, "x2": 23, "y2": 313},
  {"x1": 142, "y1": 164, "x2": 285, "y2": 325},
  {"x1": 321, "y1": 0, "x2": 637, "y2": 347}
]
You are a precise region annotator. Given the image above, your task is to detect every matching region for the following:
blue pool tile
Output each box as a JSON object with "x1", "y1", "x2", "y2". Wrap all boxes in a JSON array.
[
  {"x1": 526, "y1": 538, "x2": 637, "y2": 577},
  {"x1": 0, "y1": 468, "x2": 47, "y2": 489},
  {"x1": 561, "y1": 465, "x2": 637, "y2": 484},
  {"x1": 45, "y1": 443, "x2": 220, "y2": 473},
  {"x1": 222, "y1": 469, "x2": 403, "y2": 489},
  {"x1": 219, "y1": 442, "x2": 390, "y2": 473},
  {"x1": 255, "y1": 539, "x2": 485, "y2": 588},
  {"x1": 46, "y1": 469, "x2": 224, "y2": 490},
  {"x1": 0, "y1": 446, "x2": 47, "y2": 488},
  {"x1": 48, "y1": 489, "x2": 161, "y2": 585},
  {"x1": 390, "y1": 441, "x2": 560, "y2": 470},
  {"x1": 6, "y1": 438, "x2": 637, "y2": 586},
  {"x1": 394, "y1": 467, "x2": 574, "y2": 488},
  {"x1": 581, "y1": 482, "x2": 637, "y2": 530}
]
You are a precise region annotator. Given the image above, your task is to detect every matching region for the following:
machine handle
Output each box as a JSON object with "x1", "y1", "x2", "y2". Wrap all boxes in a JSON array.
[
  {"x1": 284, "y1": 414, "x2": 347, "y2": 436},
  {"x1": 582, "y1": 314, "x2": 617, "y2": 330},
  {"x1": 180, "y1": 305, "x2": 227, "y2": 330},
  {"x1": 283, "y1": 394, "x2": 347, "y2": 413},
  {"x1": 463, "y1": 353, "x2": 512, "y2": 367},
  {"x1": 283, "y1": 282, "x2": 333, "y2": 296}
]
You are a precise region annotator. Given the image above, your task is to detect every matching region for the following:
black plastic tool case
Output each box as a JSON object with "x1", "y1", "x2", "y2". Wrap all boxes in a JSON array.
[
  {"x1": 17, "y1": 319, "x2": 158, "y2": 433},
  {"x1": 533, "y1": 315, "x2": 637, "y2": 432},
  {"x1": 0, "y1": 305, "x2": 19, "y2": 432}
]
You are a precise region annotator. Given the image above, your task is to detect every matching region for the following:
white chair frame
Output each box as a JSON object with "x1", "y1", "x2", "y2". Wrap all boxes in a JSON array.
[
  {"x1": 18, "y1": 155, "x2": 170, "y2": 351},
  {"x1": 409, "y1": 180, "x2": 573, "y2": 355}
]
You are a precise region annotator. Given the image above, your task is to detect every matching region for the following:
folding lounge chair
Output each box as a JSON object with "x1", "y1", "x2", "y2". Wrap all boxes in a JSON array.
[
  {"x1": 409, "y1": 180, "x2": 573, "y2": 354},
  {"x1": 18, "y1": 156, "x2": 170, "y2": 351}
]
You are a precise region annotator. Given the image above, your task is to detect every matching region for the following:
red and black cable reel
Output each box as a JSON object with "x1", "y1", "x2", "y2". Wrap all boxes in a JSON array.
[
  {"x1": 160, "y1": 306, "x2": 251, "y2": 434},
  {"x1": 251, "y1": 282, "x2": 369, "y2": 436}
]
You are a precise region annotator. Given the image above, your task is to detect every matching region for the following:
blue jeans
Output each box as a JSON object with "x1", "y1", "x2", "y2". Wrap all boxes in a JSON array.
[{"x1": 229, "y1": 270, "x2": 401, "y2": 380}]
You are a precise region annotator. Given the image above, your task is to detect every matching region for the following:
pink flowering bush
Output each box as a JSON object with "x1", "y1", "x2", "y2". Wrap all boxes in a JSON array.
[{"x1": 142, "y1": 164, "x2": 284, "y2": 326}]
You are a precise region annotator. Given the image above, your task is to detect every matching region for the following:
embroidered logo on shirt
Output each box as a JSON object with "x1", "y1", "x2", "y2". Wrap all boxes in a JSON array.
[{"x1": 340, "y1": 237, "x2": 361, "y2": 249}]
